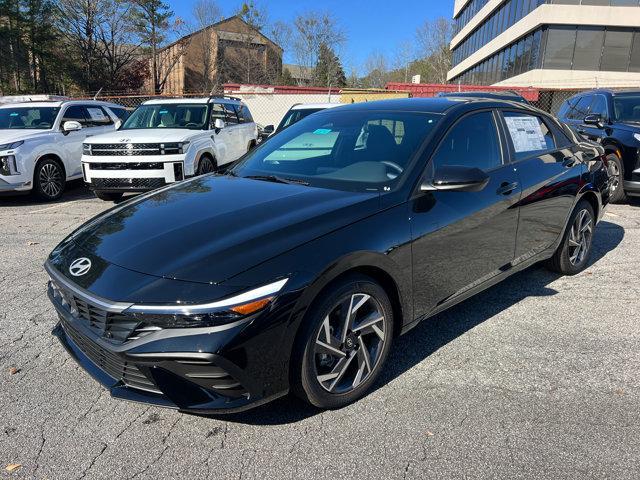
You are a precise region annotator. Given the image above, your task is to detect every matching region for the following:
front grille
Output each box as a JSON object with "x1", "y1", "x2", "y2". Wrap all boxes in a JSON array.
[
  {"x1": 90, "y1": 162, "x2": 164, "y2": 170},
  {"x1": 92, "y1": 178, "x2": 166, "y2": 190},
  {"x1": 61, "y1": 319, "x2": 160, "y2": 393},
  {"x1": 89, "y1": 143, "x2": 183, "y2": 156}
]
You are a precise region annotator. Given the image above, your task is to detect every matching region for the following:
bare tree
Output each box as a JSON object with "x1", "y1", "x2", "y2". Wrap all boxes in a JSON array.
[
  {"x1": 192, "y1": 0, "x2": 222, "y2": 92},
  {"x1": 415, "y1": 17, "x2": 453, "y2": 84},
  {"x1": 291, "y1": 11, "x2": 345, "y2": 85},
  {"x1": 393, "y1": 40, "x2": 415, "y2": 83},
  {"x1": 362, "y1": 51, "x2": 390, "y2": 89}
]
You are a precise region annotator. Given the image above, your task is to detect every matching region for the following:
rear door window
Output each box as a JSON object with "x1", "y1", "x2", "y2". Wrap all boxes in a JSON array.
[
  {"x1": 84, "y1": 106, "x2": 114, "y2": 127},
  {"x1": 236, "y1": 104, "x2": 254, "y2": 123},
  {"x1": 503, "y1": 111, "x2": 556, "y2": 161},
  {"x1": 223, "y1": 104, "x2": 239, "y2": 124}
]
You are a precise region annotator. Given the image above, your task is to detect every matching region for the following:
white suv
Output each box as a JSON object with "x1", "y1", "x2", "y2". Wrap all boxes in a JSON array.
[
  {"x1": 82, "y1": 97, "x2": 258, "y2": 201},
  {"x1": 0, "y1": 99, "x2": 127, "y2": 201}
]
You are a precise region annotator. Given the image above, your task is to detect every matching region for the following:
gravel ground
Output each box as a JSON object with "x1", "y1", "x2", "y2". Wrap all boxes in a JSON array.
[{"x1": 1, "y1": 185, "x2": 639, "y2": 479}]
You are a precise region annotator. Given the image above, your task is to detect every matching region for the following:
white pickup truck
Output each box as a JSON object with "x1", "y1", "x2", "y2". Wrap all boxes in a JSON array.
[
  {"x1": 0, "y1": 99, "x2": 126, "y2": 201},
  {"x1": 81, "y1": 97, "x2": 258, "y2": 201}
]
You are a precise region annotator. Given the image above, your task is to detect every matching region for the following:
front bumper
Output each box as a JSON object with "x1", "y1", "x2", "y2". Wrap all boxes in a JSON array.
[
  {"x1": 47, "y1": 277, "x2": 293, "y2": 413},
  {"x1": 83, "y1": 157, "x2": 185, "y2": 192},
  {"x1": 0, "y1": 177, "x2": 31, "y2": 193}
]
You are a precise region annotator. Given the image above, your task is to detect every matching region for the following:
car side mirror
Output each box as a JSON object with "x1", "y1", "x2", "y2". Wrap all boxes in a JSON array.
[
  {"x1": 584, "y1": 114, "x2": 604, "y2": 129},
  {"x1": 421, "y1": 165, "x2": 490, "y2": 193},
  {"x1": 263, "y1": 124, "x2": 274, "y2": 135},
  {"x1": 62, "y1": 120, "x2": 82, "y2": 133},
  {"x1": 213, "y1": 118, "x2": 225, "y2": 130},
  {"x1": 114, "y1": 119, "x2": 123, "y2": 130}
]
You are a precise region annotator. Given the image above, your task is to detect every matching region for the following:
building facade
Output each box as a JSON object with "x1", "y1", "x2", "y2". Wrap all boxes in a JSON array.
[
  {"x1": 448, "y1": 0, "x2": 640, "y2": 88},
  {"x1": 154, "y1": 16, "x2": 282, "y2": 95}
]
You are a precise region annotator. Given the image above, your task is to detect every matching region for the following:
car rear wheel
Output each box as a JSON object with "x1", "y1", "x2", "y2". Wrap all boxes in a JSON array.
[
  {"x1": 94, "y1": 191, "x2": 123, "y2": 202},
  {"x1": 197, "y1": 156, "x2": 216, "y2": 175},
  {"x1": 34, "y1": 158, "x2": 65, "y2": 201},
  {"x1": 292, "y1": 274, "x2": 394, "y2": 409},
  {"x1": 606, "y1": 153, "x2": 627, "y2": 204},
  {"x1": 545, "y1": 200, "x2": 595, "y2": 275}
]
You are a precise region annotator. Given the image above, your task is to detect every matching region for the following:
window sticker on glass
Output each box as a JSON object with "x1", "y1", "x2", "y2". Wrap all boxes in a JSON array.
[
  {"x1": 313, "y1": 128, "x2": 332, "y2": 135},
  {"x1": 505, "y1": 116, "x2": 548, "y2": 153},
  {"x1": 87, "y1": 108, "x2": 107, "y2": 121}
]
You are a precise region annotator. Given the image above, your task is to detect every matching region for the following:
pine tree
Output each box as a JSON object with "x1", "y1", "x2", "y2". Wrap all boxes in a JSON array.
[{"x1": 314, "y1": 43, "x2": 346, "y2": 88}]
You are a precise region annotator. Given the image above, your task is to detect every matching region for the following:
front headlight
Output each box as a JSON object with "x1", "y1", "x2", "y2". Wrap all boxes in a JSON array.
[
  {"x1": 633, "y1": 133, "x2": 640, "y2": 143},
  {"x1": 161, "y1": 141, "x2": 190, "y2": 155},
  {"x1": 0, "y1": 140, "x2": 24, "y2": 151},
  {"x1": 82, "y1": 143, "x2": 92, "y2": 155},
  {"x1": 123, "y1": 278, "x2": 288, "y2": 328}
]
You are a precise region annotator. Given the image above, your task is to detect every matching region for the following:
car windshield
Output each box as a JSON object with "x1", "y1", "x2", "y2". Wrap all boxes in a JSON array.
[
  {"x1": 276, "y1": 108, "x2": 326, "y2": 131},
  {"x1": 0, "y1": 107, "x2": 60, "y2": 130},
  {"x1": 613, "y1": 95, "x2": 640, "y2": 122},
  {"x1": 232, "y1": 109, "x2": 441, "y2": 192},
  {"x1": 121, "y1": 104, "x2": 209, "y2": 130}
]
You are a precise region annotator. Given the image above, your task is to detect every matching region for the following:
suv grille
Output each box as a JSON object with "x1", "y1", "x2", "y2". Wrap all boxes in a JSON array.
[
  {"x1": 89, "y1": 143, "x2": 182, "y2": 156},
  {"x1": 61, "y1": 319, "x2": 159, "y2": 393},
  {"x1": 92, "y1": 178, "x2": 166, "y2": 190},
  {"x1": 90, "y1": 162, "x2": 164, "y2": 170}
]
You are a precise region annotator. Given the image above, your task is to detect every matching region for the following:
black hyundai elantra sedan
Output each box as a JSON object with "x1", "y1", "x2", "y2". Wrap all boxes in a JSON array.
[{"x1": 46, "y1": 98, "x2": 610, "y2": 413}]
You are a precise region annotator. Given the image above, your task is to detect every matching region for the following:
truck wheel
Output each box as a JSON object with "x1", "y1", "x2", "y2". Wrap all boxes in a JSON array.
[
  {"x1": 197, "y1": 156, "x2": 216, "y2": 175},
  {"x1": 94, "y1": 191, "x2": 123, "y2": 202},
  {"x1": 34, "y1": 158, "x2": 65, "y2": 201},
  {"x1": 606, "y1": 154, "x2": 627, "y2": 204}
]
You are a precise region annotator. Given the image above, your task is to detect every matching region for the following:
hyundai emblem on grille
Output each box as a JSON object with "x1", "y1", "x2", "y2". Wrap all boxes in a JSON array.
[{"x1": 69, "y1": 257, "x2": 92, "y2": 276}]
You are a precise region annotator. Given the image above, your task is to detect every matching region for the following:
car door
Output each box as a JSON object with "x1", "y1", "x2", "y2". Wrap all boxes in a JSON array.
[
  {"x1": 210, "y1": 103, "x2": 232, "y2": 164},
  {"x1": 84, "y1": 104, "x2": 115, "y2": 136},
  {"x1": 222, "y1": 103, "x2": 243, "y2": 159},
  {"x1": 58, "y1": 105, "x2": 91, "y2": 178},
  {"x1": 410, "y1": 110, "x2": 521, "y2": 319},
  {"x1": 499, "y1": 110, "x2": 584, "y2": 261}
]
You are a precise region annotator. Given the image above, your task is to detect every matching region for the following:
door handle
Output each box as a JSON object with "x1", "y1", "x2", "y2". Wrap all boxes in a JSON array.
[
  {"x1": 563, "y1": 156, "x2": 577, "y2": 167},
  {"x1": 497, "y1": 181, "x2": 518, "y2": 196}
]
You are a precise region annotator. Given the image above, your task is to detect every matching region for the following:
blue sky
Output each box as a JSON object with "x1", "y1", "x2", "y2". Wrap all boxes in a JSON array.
[{"x1": 167, "y1": 0, "x2": 455, "y2": 71}]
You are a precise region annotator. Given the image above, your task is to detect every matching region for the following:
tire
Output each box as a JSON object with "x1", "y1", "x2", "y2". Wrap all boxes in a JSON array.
[
  {"x1": 606, "y1": 153, "x2": 627, "y2": 204},
  {"x1": 545, "y1": 200, "x2": 595, "y2": 275},
  {"x1": 196, "y1": 156, "x2": 216, "y2": 175},
  {"x1": 247, "y1": 140, "x2": 256, "y2": 152},
  {"x1": 33, "y1": 158, "x2": 65, "y2": 201},
  {"x1": 292, "y1": 274, "x2": 394, "y2": 409},
  {"x1": 94, "y1": 191, "x2": 123, "y2": 202}
]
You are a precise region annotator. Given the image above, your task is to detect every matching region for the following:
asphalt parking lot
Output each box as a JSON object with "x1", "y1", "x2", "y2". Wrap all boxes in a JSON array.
[{"x1": 1, "y1": 184, "x2": 639, "y2": 479}]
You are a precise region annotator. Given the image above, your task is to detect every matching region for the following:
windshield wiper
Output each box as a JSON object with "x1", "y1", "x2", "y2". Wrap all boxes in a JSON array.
[{"x1": 244, "y1": 175, "x2": 310, "y2": 186}]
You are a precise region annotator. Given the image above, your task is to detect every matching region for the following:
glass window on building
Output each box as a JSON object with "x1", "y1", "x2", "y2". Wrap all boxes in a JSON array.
[
  {"x1": 630, "y1": 32, "x2": 640, "y2": 72},
  {"x1": 581, "y1": 0, "x2": 612, "y2": 5},
  {"x1": 573, "y1": 28, "x2": 605, "y2": 70},
  {"x1": 544, "y1": 27, "x2": 577, "y2": 69},
  {"x1": 611, "y1": 0, "x2": 640, "y2": 6},
  {"x1": 601, "y1": 30, "x2": 633, "y2": 71}
]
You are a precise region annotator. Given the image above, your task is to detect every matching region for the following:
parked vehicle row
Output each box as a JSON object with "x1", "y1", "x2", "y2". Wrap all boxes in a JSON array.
[{"x1": 46, "y1": 96, "x2": 610, "y2": 413}]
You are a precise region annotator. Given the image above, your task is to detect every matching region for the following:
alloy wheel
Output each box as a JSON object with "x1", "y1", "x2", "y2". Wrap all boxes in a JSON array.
[
  {"x1": 199, "y1": 158, "x2": 215, "y2": 174},
  {"x1": 608, "y1": 159, "x2": 620, "y2": 193},
  {"x1": 39, "y1": 163, "x2": 63, "y2": 198},
  {"x1": 567, "y1": 208, "x2": 593, "y2": 266},
  {"x1": 313, "y1": 293, "x2": 386, "y2": 394}
]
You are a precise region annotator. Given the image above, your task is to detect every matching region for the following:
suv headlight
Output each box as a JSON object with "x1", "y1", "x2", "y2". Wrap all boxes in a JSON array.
[
  {"x1": 161, "y1": 142, "x2": 190, "y2": 155},
  {"x1": 633, "y1": 133, "x2": 640, "y2": 143},
  {"x1": 122, "y1": 278, "x2": 288, "y2": 328},
  {"x1": 0, "y1": 155, "x2": 19, "y2": 176},
  {"x1": 0, "y1": 140, "x2": 24, "y2": 151},
  {"x1": 82, "y1": 143, "x2": 92, "y2": 155}
]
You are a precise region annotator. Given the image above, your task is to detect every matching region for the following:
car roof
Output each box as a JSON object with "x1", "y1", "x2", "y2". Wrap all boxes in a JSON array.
[
  {"x1": 290, "y1": 103, "x2": 342, "y2": 110},
  {"x1": 142, "y1": 97, "x2": 242, "y2": 106},
  {"x1": 0, "y1": 99, "x2": 121, "y2": 109},
  {"x1": 318, "y1": 96, "x2": 534, "y2": 115}
]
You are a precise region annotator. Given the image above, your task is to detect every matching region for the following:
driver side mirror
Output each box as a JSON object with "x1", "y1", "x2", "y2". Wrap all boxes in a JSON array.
[
  {"x1": 114, "y1": 119, "x2": 123, "y2": 130},
  {"x1": 421, "y1": 165, "x2": 490, "y2": 193},
  {"x1": 213, "y1": 118, "x2": 225, "y2": 131},
  {"x1": 62, "y1": 120, "x2": 82, "y2": 133},
  {"x1": 584, "y1": 114, "x2": 604, "y2": 129}
]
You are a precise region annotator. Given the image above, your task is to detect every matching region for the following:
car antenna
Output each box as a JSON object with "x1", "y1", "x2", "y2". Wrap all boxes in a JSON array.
[{"x1": 93, "y1": 87, "x2": 103, "y2": 101}]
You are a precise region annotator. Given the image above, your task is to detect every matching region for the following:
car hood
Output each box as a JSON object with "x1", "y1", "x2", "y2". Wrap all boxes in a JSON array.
[
  {"x1": 64, "y1": 175, "x2": 380, "y2": 285},
  {"x1": 85, "y1": 128, "x2": 195, "y2": 144},
  {"x1": 0, "y1": 129, "x2": 50, "y2": 145}
]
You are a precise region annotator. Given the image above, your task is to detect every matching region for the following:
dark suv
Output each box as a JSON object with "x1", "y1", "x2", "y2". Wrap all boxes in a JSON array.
[{"x1": 558, "y1": 89, "x2": 640, "y2": 203}]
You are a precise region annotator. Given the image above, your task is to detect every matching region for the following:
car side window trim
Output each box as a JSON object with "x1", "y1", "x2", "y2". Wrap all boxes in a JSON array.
[{"x1": 498, "y1": 109, "x2": 564, "y2": 164}]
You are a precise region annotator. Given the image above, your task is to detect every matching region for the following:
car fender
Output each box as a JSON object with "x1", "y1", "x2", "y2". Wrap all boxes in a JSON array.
[
  {"x1": 30, "y1": 139, "x2": 71, "y2": 180},
  {"x1": 189, "y1": 136, "x2": 217, "y2": 176}
]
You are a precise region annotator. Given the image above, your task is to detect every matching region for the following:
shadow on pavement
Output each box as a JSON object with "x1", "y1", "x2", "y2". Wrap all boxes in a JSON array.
[
  {"x1": 0, "y1": 180, "x2": 94, "y2": 206},
  {"x1": 202, "y1": 220, "x2": 625, "y2": 426}
]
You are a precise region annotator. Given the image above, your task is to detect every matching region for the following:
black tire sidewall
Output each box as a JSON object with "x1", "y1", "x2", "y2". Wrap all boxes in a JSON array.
[
  {"x1": 197, "y1": 156, "x2": 215, "y2": 175},
  {"x1": 557, "y1": 200, "x2": 595, "y2": 275},
  {"x1": 34, "y1": 158, "x2": 64, "y2": 201},
  {"x1": 94, "y1": 191, "x2": 123, "y2": 202},
  {"x1": 607, "y1": 154, "x2": 626, "y2": 204},
  {"x1": 294, "y1": 274, "x2": 394, "y2": 409}
]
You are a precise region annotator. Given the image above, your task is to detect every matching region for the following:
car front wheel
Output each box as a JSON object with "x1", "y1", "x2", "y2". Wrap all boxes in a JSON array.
[
  {"x1": 34, "y1": 158, "x2": 65, "y2": 201},
  {"x1": 546, "y1": 200, "x2": 595, "y2": 275},
  {"x1": 197, "y1": 156, "x2": 216, "y2": 175},
  {"x1": 293, "y1": 274, "x2": 394, "y2": 409},
  {"x1": 606, "y1": 153, "x2": 627, "y2": 204}
]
